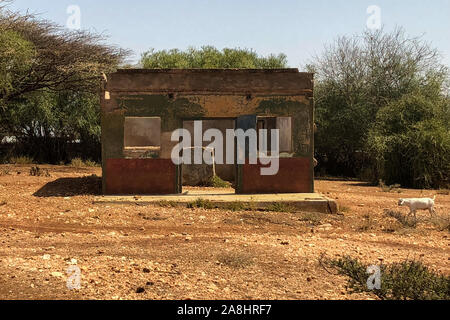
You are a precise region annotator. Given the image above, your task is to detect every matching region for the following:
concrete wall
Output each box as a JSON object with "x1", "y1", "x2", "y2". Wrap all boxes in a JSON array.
[{"x1": 101, "y1": 69, "x2": 314, "y2": 195}]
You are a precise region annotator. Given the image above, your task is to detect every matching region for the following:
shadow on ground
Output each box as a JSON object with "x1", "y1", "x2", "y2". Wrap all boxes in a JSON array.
[
  {"x1": 345, "y1": 182, "x2": 376, "y2": 187},
  {"x1": 34, "y1": 176, "x2": 102, "y2": 197}
]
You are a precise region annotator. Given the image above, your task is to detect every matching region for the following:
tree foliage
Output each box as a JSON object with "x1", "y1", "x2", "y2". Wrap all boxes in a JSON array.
[
  {"x1": 3, "y1": 91, "x2": 101, "y2": 163},
  {"x1": 0, "y1": 6, "x2": 128, "y2": 105},
  {"x1": 311, "y1": 28, "x2": 450, "y2": 188},
  {"x1": 141, "y1": 46, "x2": 288, "y2": 69},
  {"x1": 0, "y1": 2, "x2": 128, "y2": 162},
  {"x1": 0, "y1": 29, "x2": 34, "y2": 106},
  {"x1": 367, "y1": 88, "x2": 450, "y2": 188}
]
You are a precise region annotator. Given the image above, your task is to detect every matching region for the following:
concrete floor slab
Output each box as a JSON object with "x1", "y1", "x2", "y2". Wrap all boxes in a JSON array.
[{"x1": 95, "y1": 188, "x2": 339, "y2": 214}]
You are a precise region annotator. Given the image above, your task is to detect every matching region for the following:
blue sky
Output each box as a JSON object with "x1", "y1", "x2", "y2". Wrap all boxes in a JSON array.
[{"x1": 9, "y1": 0, "x2": 450, "y2": 68}]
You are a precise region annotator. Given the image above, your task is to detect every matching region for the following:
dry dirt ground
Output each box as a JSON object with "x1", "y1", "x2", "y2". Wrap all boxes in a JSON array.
[{"x1": 0, "y1": 165, "x2": 448, "y2": 300}]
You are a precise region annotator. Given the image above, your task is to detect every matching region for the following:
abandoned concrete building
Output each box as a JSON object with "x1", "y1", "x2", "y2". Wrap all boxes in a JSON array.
[{"x1": 101, "y1": 69, "x2": 315, "y2": 195}]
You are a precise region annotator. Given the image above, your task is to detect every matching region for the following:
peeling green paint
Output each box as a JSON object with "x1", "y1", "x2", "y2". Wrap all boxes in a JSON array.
[
  {"x1": 117, "y1": 95, "x2": 206, "y2": 131},
  {"x1": 102, "y1": 111, "x2": 125, "y2": 159},
  {"x1": 257, "y1": 98, "x2": 312, "y2": 157},
  {"x1": 101, "y1": 110, "x2": 125, "y2": 194}
]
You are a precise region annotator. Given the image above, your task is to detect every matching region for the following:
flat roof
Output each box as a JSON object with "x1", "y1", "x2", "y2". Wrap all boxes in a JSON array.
[
  {"x1": 106, "y1": 68, "x2": 313, "y2": 94},
  {"x1": 116, "y1": 68, "x2": 303, "y2": 74}
]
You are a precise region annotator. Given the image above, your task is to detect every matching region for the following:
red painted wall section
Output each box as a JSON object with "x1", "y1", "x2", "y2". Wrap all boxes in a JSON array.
[
  {"x1": 241, "y1": 158, "x2": 312, "y2": 194},
  {"x1": 106, "y1": 159, "x2": 177, "y2": 195}
]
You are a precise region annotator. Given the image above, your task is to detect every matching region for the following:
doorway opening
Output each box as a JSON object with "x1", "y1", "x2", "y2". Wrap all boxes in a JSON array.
[{"x1": 181, "y1": 118, "x2": 236, "y2": 195}]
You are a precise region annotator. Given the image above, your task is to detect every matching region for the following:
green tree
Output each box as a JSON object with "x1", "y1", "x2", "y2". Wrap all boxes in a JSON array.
[
  {"x1": 0, "y1": 7, "x2": 127, "y2": 104},
  {"x1": 141, "y1": 46, "x2": 288, "y2": 69},
  {"x1": 0, "y1": 3, "x2": 128, "y2": 162},
  {"x1": 3, "y1": 90, "x2": 101, "y2": 163},
  {"x1": 367, "y1": 81, "x2": 450, "y2": 188},
  {"x1": 311, "y1": 28, "x2": 449, "y2": 187},
  {"x1": 0, "y1": 30, "x2": 34, "y2": 109}
]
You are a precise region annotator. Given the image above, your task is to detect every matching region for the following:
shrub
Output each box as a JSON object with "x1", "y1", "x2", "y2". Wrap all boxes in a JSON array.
[
  {"x1": 206, "y1": 175, "x2": 231, "y2": 188},
  {"x1": 266, "y1": 202, "x2": 295, "y2": 213},
  {"x1": 157, "y1": 200, "x2": 178, "y2": 208},
  {"x1": 70, "y1": 158, "x2": 86, "y2": 168},
  {"x1": 10, "y1": 156, "x2": 33, "y2": 164},
  {"x1": 378, "y1": 180, "x2": 401, "y2": 193},
  {"x1": 187, "y1": 198, "x2": 215, "y2": 210},
  {"x1": 385, "y1": 210, "x2": 417, "y2": 228},
  {"x1": 357, "y1": 213, "x2": 377, "y2": 231},
  {"x1": 224, "y1": 202, "x2": 249, "y2": 212},
  {"x1": 320, "y1": 255, "x2": 450, "y2": 300},
  {"x1": 217, "y1": 252, "x2": 254, "y2": 269},
  {"x1": 298, "y1": 212, "x2": 325, "y2": 226},
  {"x1": 430, "y1": 216, "x2": 450, "y2": 232},
  {"x1": 29, "y1": 166, "x2": 50, "y2": 177},
  {"x1": 84, "y1": 160, "x2": 99, "y2": 167}
]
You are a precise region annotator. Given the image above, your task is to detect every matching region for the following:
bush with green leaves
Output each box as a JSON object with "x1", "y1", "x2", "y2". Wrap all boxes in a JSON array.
[
  {"x1": 321, "y1": 255, "x2": 450, "y2": 300},
  {"x1": 207, "y1": 175, "x2": 231, "y2": 188},
  {"x1": 141, "y1": 46, "x2": 288, "y2": 69},
  {"x1": 187, "y1": 198, "x2": 215, "y2": 210}
]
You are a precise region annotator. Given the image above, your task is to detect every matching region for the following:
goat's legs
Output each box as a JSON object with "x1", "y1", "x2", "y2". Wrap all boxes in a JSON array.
[
  {"x1": 408, "y1": 210, "x2": 417, "y2": 221},
  {"x1": 429, "y1": 207, "x2": 436, "y2": 217}
]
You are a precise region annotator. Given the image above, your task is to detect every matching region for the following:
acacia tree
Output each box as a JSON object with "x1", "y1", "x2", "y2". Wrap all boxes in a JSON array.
[
  {"x1": 0, "y1": 6, "x2": 128, "y2": 105},
  {"x1": 0, "y1": 2, "x2": 129, "y2": 162}
]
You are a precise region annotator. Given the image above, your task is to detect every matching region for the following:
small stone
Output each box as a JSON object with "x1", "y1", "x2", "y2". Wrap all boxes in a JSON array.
[
  {"x1": 318, "y1": 223, "x2": 332, "y2": 230},
  {"x1": 146, "y1": 282, "x2": 154, "y2": 286},
  {"x1": 136, "y1": 287, "x2": 145, "y2": 294},
  {"x1": 51, "y1": 272, "x2": 63, "y2": 278},
  {"x1": 281, "y1": 241, "x2": 289, "y2": 245},
  {"x1": 143, "y1": 268, "x2": 151, "y2": 273}
]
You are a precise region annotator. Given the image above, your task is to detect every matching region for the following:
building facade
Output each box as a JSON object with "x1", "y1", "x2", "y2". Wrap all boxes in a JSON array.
[{"x1": 101, "y1": 69, "x2": 314, "y2": 195}]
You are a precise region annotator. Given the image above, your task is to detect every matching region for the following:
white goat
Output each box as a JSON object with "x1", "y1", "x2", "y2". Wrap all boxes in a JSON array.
[{"x1": 398, "y1": 196, "x2": 436, "y2": 219}]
